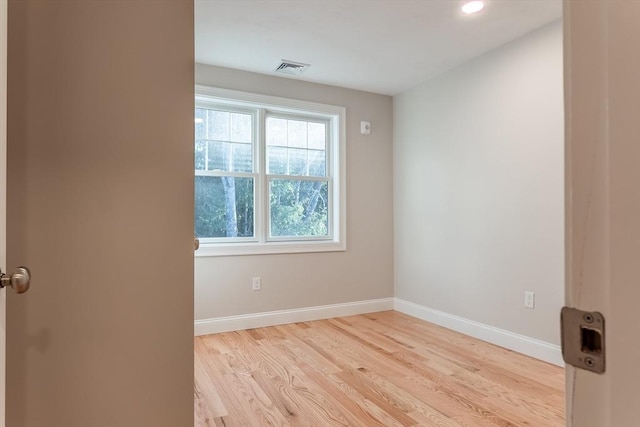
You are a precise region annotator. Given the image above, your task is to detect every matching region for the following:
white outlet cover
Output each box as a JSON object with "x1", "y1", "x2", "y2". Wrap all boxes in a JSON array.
[{"x1": 524, "y1": 291, "x2": 535, "y2": 309}]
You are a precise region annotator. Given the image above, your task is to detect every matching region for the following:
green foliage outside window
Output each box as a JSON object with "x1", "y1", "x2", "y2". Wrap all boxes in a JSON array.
[
  {"x1": 270, "y1": 179, "x2": 329, "y2": 237},
  {"x1": 195, "y1": 176, "x2": 254, "y2": 238}
]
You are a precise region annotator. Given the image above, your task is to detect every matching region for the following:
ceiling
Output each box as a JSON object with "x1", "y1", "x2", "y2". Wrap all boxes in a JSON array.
[{"x1": 195, "y1": 0, "x2": 562, "y2": 96}]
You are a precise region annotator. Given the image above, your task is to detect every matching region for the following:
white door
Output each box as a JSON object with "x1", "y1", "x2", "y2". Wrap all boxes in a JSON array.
[{"x1": 565, "y1": 0, "x2": 640, "y2": 425}]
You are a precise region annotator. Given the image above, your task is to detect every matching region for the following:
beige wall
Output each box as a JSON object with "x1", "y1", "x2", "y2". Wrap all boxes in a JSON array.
[
  {"x1": 393, "y1": 21, "x2": 564, "y2": 345},
  {"x1": 7, "y1": 1, "x2": 194, "y2": 426},
  {"x1": 195, "y1": 64, "x2": 394, "y2": 320}
]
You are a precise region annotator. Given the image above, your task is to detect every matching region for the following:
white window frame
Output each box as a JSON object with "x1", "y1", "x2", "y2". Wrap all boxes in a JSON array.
[
  {"x1": 194, "y1": 103, "x2": 258, "y2": 244},
  {"x1": 195, "y1": 85, "x2": 346, "y2": 257}
]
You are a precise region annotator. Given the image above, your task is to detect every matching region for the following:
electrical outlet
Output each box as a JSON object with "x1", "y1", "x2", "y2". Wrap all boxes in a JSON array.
[
  {"x1": 524, "y1": 291, "x2": 535, "y2": 309},
  {"x1": 252, "y1": 277, "x2": 261, "y2": 291}
]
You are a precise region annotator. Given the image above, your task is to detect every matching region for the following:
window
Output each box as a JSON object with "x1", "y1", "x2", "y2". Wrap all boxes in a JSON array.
[{"x1": 194, "y1": 86, "x2": 346, "y2": 256}]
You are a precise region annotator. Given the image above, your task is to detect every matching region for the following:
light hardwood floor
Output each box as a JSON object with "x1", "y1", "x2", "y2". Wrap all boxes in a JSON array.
[{"x1": 194, "y1": 311, "x2": 564, "y2": 426}]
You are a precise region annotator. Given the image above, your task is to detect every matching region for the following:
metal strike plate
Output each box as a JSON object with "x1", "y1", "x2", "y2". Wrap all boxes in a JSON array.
[{"x1": 561, "y1": 307, "x2": 605, "y2": 374}]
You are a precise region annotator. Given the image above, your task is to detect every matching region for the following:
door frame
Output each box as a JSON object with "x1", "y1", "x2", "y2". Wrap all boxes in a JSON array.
[
  {"x1": 1, "y1": 0, "x2": 636, "y2": 425},
  {"x1": 0, "y1": 0, "x2": 7, "y2": 424},
  {"x1": 563, "y1": 0, "x2": 640, "y2": 425}
]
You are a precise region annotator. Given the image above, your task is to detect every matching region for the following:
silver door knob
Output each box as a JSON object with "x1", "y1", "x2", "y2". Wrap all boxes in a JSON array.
[{"x1": 1, "y1": 266, "x2": 31, "y2": 294}]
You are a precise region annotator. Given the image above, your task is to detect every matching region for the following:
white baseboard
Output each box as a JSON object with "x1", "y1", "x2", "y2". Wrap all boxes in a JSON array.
[
  {"x1": 194, "y1": 297, "x2": 563, "y2": 367},
  {"x1": 194, "y1": 298, "x2": 395, "y2": 336},
  {"x1": 394, "y1": 298, "x2": 564, "y2": 366}
]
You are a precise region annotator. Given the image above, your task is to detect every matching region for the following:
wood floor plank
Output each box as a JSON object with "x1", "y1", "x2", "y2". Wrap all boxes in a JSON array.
[
  {"x1": 249, "y1": 342, "x2": 357, "y2": 426},
  {"x1": 296, "y1": 361, "x2": 396, "y2": 427},
  {"x1": 194, "y1": 355, "x2": 228, "y2": 418},
  {"x1": 382, "y1": 323, "x2": 562, "y2": 399},
  {"x1": 375, "y1": 312, "x2": 564, "y2": 390},
  {"x1": 195, "y1": 311, "x2": 564, "y2": 426}
]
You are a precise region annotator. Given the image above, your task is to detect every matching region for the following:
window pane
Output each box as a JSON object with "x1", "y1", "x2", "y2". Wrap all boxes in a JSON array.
[
  {"x1": 266, "y1": 117, "x2": 327, "y2": 177},
  {"x1": 207, "y1": 141, "x2": 253, "y2": 172},
  {"x1": 195, "y1": 176, "x2": 254, "y2": 238},
  {"x1": 288, "y1": 148, "x2": 308, "y2": 175},
  {"x1": 230, "y1": 142, "x2": 252, "y2": 172},
  {"x1": 270, "y1": 179, "x2": 329, "y2": 238},
  {"x1": 195, "y1": 109, "x2": 207, "y2": 140},
  {"x1": 195, "y1": 140, "x2": 206, "y2": 171},
  {"x1": 266, "y1": 117, "x2": 287, "y2": 147},
  {"x1": 308, "y1": 122, "x2": 326, "y2": 150},
  {"x1": 287, "y1": 120, "x2": 307, "y2": 148},
  {"x1": 267, "y1": 146, "x2": 287, "y2": 175},
  {"x1": 308, "y1": 149, "x2": 326, "y2": 177},
  {"x1": 207, "y1": 141, "x2": 226, "y2": 171},
  {"x1": 207, "y1": 110, "x2": 230, "y2": 141},
  {"x1": 230, "y1": 113, "x2": 252, "y2": 143}
]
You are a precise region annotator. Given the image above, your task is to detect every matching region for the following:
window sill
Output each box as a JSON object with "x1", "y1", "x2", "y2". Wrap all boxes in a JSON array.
[{"x1": 195, "y1": 240, "x2": 346, "y2": 257}]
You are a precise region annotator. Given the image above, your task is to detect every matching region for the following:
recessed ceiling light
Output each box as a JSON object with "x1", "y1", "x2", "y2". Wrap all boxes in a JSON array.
[{"x1": 461, "y1": 0, "x2": 486, "y2": 14}]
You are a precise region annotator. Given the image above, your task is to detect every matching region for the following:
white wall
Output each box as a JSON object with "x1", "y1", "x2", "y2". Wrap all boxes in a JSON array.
[
  {"x1": 393, "y1": 21, "x2": 564, "y2": 345},
  {"x1": 195, "y1": 64, "x2": 394, "y2": 320}
]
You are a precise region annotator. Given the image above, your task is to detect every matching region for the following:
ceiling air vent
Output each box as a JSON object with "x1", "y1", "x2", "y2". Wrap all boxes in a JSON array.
[{"x1": 274, "y1": 60, "x2": 310, "y2": 76}]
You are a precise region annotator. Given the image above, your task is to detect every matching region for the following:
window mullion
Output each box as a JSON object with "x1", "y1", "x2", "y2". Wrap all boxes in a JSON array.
[
  {"x1": 258, "y1": 108, "x2": 268, "y2": 244},
  {"x1": 195, "y1": 170, "x2": 255, "y2": 178},
  {"x1": 264, "y1": 174, "x2": 329, "y2": 183}
]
